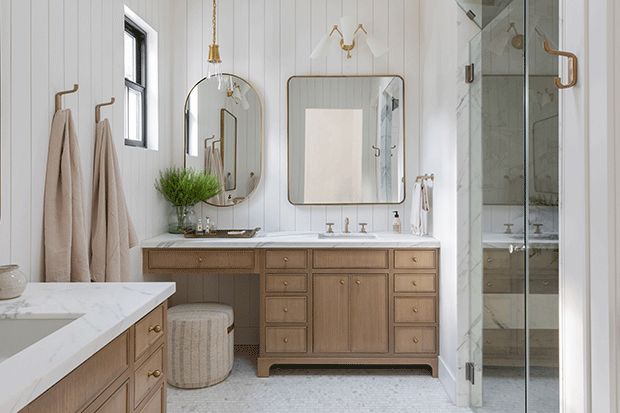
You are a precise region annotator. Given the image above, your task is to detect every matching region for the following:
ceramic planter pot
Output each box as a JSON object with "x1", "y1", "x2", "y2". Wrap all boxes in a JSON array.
[{"x1": 0, "y1": 265, "x2": 27, "y2": 300}]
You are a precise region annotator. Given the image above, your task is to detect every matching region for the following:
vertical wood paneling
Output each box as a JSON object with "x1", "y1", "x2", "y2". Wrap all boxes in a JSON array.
[{"x1": 0, "y1": 0, "x2": 175, "y2": 281}]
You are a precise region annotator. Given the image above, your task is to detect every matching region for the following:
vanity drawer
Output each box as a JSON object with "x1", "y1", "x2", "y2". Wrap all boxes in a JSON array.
[
  {"x1": 135, "y1": 305, "x2": 165, "y2": 361},
  {"x1": 529, "y1": 249, "x2": 559, "y2": 271},
  {"x1": 265, "y1": 250, "x2": 307, "y2": 269},
  {"x1": 92, "y1": 380, "x2": 130, "y2": 413},
  {"x1": 265, "y1": 327, "x2": 307, "y2": 353},
  {"x1": 394, "y1": 274, "x2": 436, "y2": 293},
  {"x1": 138, "y1": 383, "x2": 164, "y2": 413},
  {"x1": 394, "y1": 327, "x2": 437, "y2": 354},
  {"x1": 529, "y1": 276, "x2": 558, "y2": 294},
  {"x1": 146, "y1": 250, "x2": 255, "y2": 270},
  {"x1": 394, "y1": 250, "x2": 437, "y2": 269},
  {"x1": 394, "y1": 297, "x2": 437, "y2": 323},
  {"x1": 265, "y1": 297, "x2": 307, "y2": 323},
  {"x1": 266, "y1": 274, "x2": 308, "y2": 293},
  {"x1": 313, "y1": 250, "x2": 388, "y2": 269},
  {"x1": 484, "y1": 273, "x2": 520, "y2": 294},
  {"x1": 134, "y1": 346, "x2": 164, "y2": 408},
  {"x1": 483, "y1": 249, "x2": 511, "y2": 270}
]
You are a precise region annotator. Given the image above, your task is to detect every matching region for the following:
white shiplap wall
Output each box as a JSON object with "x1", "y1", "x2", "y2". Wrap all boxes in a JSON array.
[
  {"x1": 165, "y1": 0, "x2": 421, "y2": 344},
  {"x1": 0, "y1": 0, "x2": 174, "y2": 282}
]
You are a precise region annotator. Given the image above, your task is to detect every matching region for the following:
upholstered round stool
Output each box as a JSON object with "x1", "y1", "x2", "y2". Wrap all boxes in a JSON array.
[{"x1": 167, "y1": 303, "x2": 234, "y2": 389}]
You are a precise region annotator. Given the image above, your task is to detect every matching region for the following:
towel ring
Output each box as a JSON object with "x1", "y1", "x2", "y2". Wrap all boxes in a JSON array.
[
  {"x1": 95, "y1": 97, "x2": 116, "y2": 123},
  {"x1": 55, "y1": 84, "x2": 79, "y2": 112}
]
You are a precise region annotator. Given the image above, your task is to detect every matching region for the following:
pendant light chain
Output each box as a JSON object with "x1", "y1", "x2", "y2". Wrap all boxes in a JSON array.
[{"x1": 212, "y1": 0, "x2": 217, "y2": 44}]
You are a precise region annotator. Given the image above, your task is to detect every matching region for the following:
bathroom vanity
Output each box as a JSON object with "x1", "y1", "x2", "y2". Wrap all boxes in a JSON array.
[
  {"x1": 142, "y1": 233, "x2": 440, "y2": 377},
  {"x1": 0, "y1": 283, "x2": 175, "y2": 413}
]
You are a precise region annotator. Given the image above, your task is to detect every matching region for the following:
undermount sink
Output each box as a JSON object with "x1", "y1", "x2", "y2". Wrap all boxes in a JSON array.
[
  {"x1": 0, "y1": 317, "x2": 80, "y2": 364},
  {"x1": 509, "y1": 233, "x2": 559, "y2": 241},
  {"x1": 318, "y1": 233, "x2": 378, "y2": 240}
]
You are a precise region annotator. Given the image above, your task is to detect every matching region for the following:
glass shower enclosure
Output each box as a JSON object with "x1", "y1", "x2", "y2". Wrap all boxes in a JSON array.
[{"x1": 457, "y1": 0, "x2": 560, "y2": 411}]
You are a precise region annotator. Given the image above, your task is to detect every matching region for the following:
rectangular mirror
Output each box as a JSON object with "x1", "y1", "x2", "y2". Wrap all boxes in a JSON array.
[{"x1": 288, "y1": 75, "x2": 405, "y2": 205}]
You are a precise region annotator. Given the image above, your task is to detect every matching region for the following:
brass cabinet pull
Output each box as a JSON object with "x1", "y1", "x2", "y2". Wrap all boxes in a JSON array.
[
  {"x1": 486, "y1": 258, "x2": 493, "y2": 263},
  {"x1": 283, "y1": 281, "x2": 289, "y2": 286},
  {"x1": 543, "y1": 40, "x2": 578, "y2": 89},
  {"x1": 486, "y1": 282, "x2": 493, "y2": 287},
  {"x1": 148, "y1": 370, "x2": 162, "y2": 378},
  {"x1": 283, "y1": 257, "x2": 289, "y2": 262},
  {"x1": 355, "y1": 280, "x2": 361, "y2": 286},
  {"x1": 340, "y1": 279, "x2": 345, "y2": 285},
  {"x1": 412, "y1": 337, "x2": 419, "y2": 344},
  {"x1": 411, "y1": 280, "x2": 417, "y2": 286},
  {"x1": 412, "y1": 256, "x2": 418, "y2": 263},
  {"x1": 283, "y1": 307, "x2": 289, "y2": 313},
  {"x1": 543, "y1": 281, "x2": 550, "y2": 286},
  {"x1": 148, "y1": 325, "x2": 162, "y2": 333},
  {"x1": 283, "y1": 337, "x2": 289, "y2": 343},
  {"x1": 412, "y1": 307, "x2": 419, "y2": 313}
]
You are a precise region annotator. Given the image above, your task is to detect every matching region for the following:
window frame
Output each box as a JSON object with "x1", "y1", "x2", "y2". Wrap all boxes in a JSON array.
[{"x1": 124, "y1": 17, "x2": 147, "y2": 148}]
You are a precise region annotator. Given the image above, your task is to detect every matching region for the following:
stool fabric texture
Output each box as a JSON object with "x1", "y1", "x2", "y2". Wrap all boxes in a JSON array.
[{"x1": 168, "y1": 303, "x2": 234, "y2": 389}]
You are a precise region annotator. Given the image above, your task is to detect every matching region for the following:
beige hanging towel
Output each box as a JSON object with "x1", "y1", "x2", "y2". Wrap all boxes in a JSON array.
[
  {"x1": 44, "y1": 109, "x2": 91, "y2": 282},
  {"x1": 205, "y1": 145, "x2": 226, "y2": 205},
  {"x1": 90, "y1": 119, "x2": 138, "y2": 282}
]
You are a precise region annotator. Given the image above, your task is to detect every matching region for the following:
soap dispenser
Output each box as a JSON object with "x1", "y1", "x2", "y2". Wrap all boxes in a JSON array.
[{"x1": 392, "y1": 211, "x2": 401, "y2": 233}]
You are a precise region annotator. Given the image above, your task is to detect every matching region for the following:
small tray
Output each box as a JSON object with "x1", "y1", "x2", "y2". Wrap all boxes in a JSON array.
[{"x1": 183, "y1": 227, "x2": 261, "y2": 239}]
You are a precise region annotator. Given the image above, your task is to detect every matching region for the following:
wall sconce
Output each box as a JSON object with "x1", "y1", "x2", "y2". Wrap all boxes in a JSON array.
[
  {"x1": 226, "y1": 76, "x2": 250, "y2": 110},
  {"x1": 310, "y1": 16, "x2": 388, "y2": 60}
]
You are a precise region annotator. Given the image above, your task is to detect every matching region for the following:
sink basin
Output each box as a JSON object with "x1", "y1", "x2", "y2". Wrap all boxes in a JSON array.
[
  {"x1": 318, "y1": 233, "x2": 378, "y2": 240},
  {"x1": 509, "y1": 233, "x2": 559, "y2": 241},
  {"x1": 0, "y1": 317, "x2": 79, "y2": 363}
]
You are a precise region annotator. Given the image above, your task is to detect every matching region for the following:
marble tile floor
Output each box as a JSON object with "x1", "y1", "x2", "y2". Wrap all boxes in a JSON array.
[{"x1": 168, "y1": 346, "x2": 473, "y2": 413}]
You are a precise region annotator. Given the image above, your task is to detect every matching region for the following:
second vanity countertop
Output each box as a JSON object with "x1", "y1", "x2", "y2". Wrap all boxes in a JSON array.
[
  {"x1": 141, "y1": 231, "x2": 441, "y2": 249},
  {"x1": 0, "y1": 282, "x2": 175, "y2": 413}
]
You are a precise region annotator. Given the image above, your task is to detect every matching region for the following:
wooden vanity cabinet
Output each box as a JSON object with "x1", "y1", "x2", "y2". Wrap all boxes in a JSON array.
[
  {"x1": 259, "y1": 248, "x2": 439, "y2": 377},
  {"x1": 21, "y1": 304, "x2": 168, "y2": 413}
]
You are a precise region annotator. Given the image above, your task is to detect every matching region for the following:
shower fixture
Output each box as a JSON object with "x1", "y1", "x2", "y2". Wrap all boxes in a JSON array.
[{"x1": 507, "y1": 22, "x2": 524, "y2": 50}]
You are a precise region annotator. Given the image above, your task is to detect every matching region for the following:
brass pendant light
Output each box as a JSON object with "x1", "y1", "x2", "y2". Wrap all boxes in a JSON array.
[{"x1": 207, "y1": 0, "x2": 223, "y2": 86}]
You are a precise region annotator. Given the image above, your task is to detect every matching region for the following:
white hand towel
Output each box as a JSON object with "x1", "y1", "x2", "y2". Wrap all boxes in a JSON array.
[
  {"x1": 411, "y1": 181, "x2": 423, "y2": 235},
  {"x1": 90, "y1": 119, "x2": 138, "y2": 282},
  {"x1": 421, "y1": 181, "x2": 432, "y2": 236}
]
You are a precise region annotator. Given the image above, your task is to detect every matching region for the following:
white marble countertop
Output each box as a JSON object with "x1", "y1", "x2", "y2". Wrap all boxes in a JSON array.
[
  {"x1": 483, "y1": 232, "x2": 559, "y2": 249},
  {"x1": 0, "y1": 282, "x2": 175, "y2": 413},
  {"x1": 141, "y1": 231, "x2": 441, "y2": 249}
]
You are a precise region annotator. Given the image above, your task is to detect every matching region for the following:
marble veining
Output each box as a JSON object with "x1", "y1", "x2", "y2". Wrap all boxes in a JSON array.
[
  {"x1": 141, "y1": 231, "x2": 441, "y2": 249},
  {"x1": 0, "y1": 282, "x2": 175, "y2": 413}
]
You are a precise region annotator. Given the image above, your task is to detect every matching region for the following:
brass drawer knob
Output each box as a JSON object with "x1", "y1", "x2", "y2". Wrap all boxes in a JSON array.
[
  {"x1": 412, "y1": 256, "x2": 418, "y2": 263},
  {"x1": 283, "y1": 257, "x2": 289, "y2": 262},
  {"x1": 412, "y1": 337, "x2": 419, "y2": 344},
  {"x1": 487, "y1": 258, "x2": 493, "y2": 263},
  {"x1": 543, "y1": 281, "x2": 550, "y2": 286},
  {"x1": 355, "y1": 280, "x2": 361, "y2": 285},
  {"x1": 340, "y1": 279, "x2": 345, "y2": 285},
  {"x1": 148, "y1": 325, "x2": 162, "y2": 333},
  {"x1": 197, "y1": 257, "x2": 203, "y2": 263},
  {"x1": 148, "y1": 369, "x2": 162, "y2": 378},
  {"x1": 283, "y1": 281, "x2": 289, "y2": 286},
  {"x1": 412, "y1": 307, "x2": 419, "y2": 313},
  {"x1": 283, "y1": 307, "x2": 289, "y2": 313},
  {"x1": 283, "y1": 337, "x2": 289, "y2": 343},
  {"x1": 411, "y1": 280, "x2": 417, "y2": 287},
  {"x1": 486, "y1": 282, "x2": 493, "y2": 287}
]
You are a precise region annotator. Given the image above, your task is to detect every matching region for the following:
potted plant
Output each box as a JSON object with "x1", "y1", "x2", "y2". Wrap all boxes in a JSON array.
[{"x1": 155, "y1": 167, "x2": 221, "y2": 234}]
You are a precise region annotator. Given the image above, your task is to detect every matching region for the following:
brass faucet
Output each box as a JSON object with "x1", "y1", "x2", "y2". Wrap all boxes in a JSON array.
[{"x1": 344, "y1": 217, "x2": 350, "y2": 234}]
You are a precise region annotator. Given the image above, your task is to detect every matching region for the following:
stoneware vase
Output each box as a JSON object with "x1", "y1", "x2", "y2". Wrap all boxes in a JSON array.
[{"x1": 0, "y1": 265, "x2": 27, "y2": 300}]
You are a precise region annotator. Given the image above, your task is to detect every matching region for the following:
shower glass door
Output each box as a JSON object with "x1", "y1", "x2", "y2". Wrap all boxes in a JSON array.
[{"x1": 466, "y1": 0, "x2": 560, "y2": 411}]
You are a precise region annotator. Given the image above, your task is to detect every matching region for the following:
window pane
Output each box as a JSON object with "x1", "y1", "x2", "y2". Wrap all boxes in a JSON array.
[
  {"x1": 125, "y1": 87, "x2": 143, "y2": 142},
  {"x1": 124, "y1": 32, "x2": 136, "y2": 82}
]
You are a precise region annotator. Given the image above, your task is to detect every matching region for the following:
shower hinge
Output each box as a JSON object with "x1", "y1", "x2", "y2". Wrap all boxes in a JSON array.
[
  {"x1": 466, "y1": 10, "x2": 476, "y2": 21},
  {"x1": 465, "y1": 362, "x2": 475, "y2": 384},
  {"x1": 465, "y1": 64, "x2": 475, "y2": 84}
]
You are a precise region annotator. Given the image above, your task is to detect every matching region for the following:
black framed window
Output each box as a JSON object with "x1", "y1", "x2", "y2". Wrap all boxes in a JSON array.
[{"x1": 124, "y1": 18, "x2": 147, "y2": 147}]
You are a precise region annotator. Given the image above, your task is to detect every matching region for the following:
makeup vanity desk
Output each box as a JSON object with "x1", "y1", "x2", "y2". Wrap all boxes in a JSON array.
[{"x1": 142, "y1": 232, "x2": 441, "y2": 377}]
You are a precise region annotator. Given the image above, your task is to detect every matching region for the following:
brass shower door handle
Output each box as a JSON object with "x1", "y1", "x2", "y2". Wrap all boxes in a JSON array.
[{"x1": 543, "y1": 40, "x2": 578, "y2": 89}]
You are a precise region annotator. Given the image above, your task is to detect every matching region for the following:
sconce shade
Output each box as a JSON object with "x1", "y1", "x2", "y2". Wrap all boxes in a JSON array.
[
  {"x1": 364, "y1": 33, "x2": 388, "y2": 57},
  {"x1": 310, "y1": 33, "x2": 332, "y2": 59},
  {"x1": 339, "y1": 16, "x2": 357, "y2": 45}
]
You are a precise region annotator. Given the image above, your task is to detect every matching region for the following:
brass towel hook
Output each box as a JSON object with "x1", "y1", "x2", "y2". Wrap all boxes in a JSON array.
[
  {"x1": 54, "y1": 84, "x2": 79, "y2": 112},
  {"x1": 95, "y1": 97, "x2": 116, "y2": 123},
  {"x1": 543, "y1": 40, "x2": 578, "y2": 89}
]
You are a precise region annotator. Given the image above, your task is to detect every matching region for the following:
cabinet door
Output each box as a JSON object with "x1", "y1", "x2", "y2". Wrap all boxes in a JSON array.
[
  {"x1": 313, "y1": 275, "x2": 349, "y2": 353},
  {"x1": 350, "y1": 274, "x2": 389, "y2": 353}
]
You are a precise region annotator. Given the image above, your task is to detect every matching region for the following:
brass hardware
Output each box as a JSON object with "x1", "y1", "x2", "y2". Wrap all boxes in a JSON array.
[
  {"x1": 340, "y1": 279, "x2": 345, "y2": 285},
  {"x1": 326, "y1": 223, "x2": 335, "y2": 233},
  {"x1": 283, "y1": 307, "x2": 289, "y2": 313},
  {"x1": 355, "y1": 280, "x2": 361, "y2": 286},
  {"x1": 148, "y1": 370, "x2": 162, "y2": 378},
  {"x1": 207, "y1": 0, "x2": 221, "y2": 64},
  {"x1": 508, "y1": 23, "x2": 524, "y2": 50},
  {"x1": 148, "y1": 325, "x2": 162, "y2": 333},
  {"x1": 359, "y1": 223, "x2": 368, "y2": 233},
  {"x1": 412, "y1": 307, "x2": 419, "y2": 313},
  {"x1": 415, "y1": 174, "x2": 434, "y2": 183},
  {"x1": 487, "y1": 282, "x2": 493, "y2": 287},
  {"x1": 55, "y1": 84, "x2": 79, "y2": 112},
  {"x1": 465, "y1": 64, "x2": 475, "y2": 84},
  {"x1": 412, "y1": 257, "x2": 418, "y2": 263},
  {"x1": 95, "y1": 97, "x2": 115, "y2": 123},
  {"x1": 487, "y1": 258, "x2": 493, "y2": 263},
  {"x1": 543, "y1": 281, "x2": 550, "y2": 286},
  {"x1": 283, "y1": 257, "x2": 289, "y2": 262},
  {"x1": 372, "y1": 145, "x2": 381, "y2": 157},
  {"x1": 411, "y1": 280, "x2": 417, "y2": 287},
  {"x1": 412, "y1": 337, "x2": 419, "y2": 344},
  {"x1": 283, "y1": 281, "x2": 289, "y2": 286},
  {"x1": 283, "y1": 337, "x2": 289, "y2": 343},
  {"x1": 543, "y1": 40, "x2": 578, "y2": 89}
]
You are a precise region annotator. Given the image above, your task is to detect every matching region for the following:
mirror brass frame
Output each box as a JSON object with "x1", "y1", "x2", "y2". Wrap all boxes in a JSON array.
[
  {"x1": 220, "y1": 108, "x2": 238, "y2": 191},
  {"x1": 286, "y1": 74, "x2": 406, "y2": 206},
  {"x1": 183, "y1": 73, "x2": 263, "y2": 208}
]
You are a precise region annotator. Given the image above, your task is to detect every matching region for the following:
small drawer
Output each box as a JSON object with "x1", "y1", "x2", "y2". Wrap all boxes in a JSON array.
[
  {"x1": 138, "y1": 383, "x2": 164, "y2": 413},
  {"x1": 484, "y1": 249, "x2": 511, "y2": 270},
  {"x1": 147, "y1": 250, "x2": 255, "y2": 270},
  {"x1": 265, "y1": 327, "x2": 307, "y2": 353},
  {"x1": 394, "y1": 327, "x2": 437, "y2": 354},
  {"x1": 134, "y1": 346, "x2": 164, "y2": 408},
  {"x1": 265, "y1": 250, "x2": 307, "y2": 269},
  {"x1": 394, "y1": 274, "x2": 436, "y2": 293},
  {"x1": 530, "y1": 249, "x2": 559, "y2": 271},
  {"x1": 394, "y1": 297, "x2": 436, "y2": 323},
  {"x1": 92, "y1": 380, "x2": 130, "y2": 413},
  {"x1": 266, "y1": 274, "x2": 308, "y2": 293},
  {"x1": 265, "y1": 297, "x2": 307, "y2": 323},
  {"x1": 394, "y1": 250, "x2": 436, "y2": 269},
  {"x1": 135, "y1": 305, "x2": 165, "y2": 361},
  {"x1": 483, "y1": 273, "x2": 518, "y2": 294},
  {"x1": 313, "y1": 250, "x2": 388, "y2": 269}
]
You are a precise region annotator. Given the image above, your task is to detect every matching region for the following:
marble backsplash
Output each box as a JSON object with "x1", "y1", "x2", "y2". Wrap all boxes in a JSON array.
[{"x1": 483, "y1": 204, "x2": 558, "y2": 234}]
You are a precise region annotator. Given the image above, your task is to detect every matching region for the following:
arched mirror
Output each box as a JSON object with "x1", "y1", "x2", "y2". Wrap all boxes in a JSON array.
[{"x1": 184, "y1": 74, "x2": 263, "y2": 207}]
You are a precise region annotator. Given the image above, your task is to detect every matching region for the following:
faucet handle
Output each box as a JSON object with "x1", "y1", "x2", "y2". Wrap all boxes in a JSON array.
[
  {"x1": 359, "y1": 223, "x2": 368, "y2": 234},
  {"x1": 532, "y1": 223, "x2": 543, "y2": 234},
  {"x1": 504, "y1": 223, "x2": 514, "y2": 234},
  {"x1": 325, "y1": 223, "x2": 335, "y2": 234}
]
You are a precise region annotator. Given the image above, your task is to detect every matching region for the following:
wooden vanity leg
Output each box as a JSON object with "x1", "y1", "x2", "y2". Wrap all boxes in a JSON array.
[
  {"x1": 257, "y1": 358, "x2": 271, "y2": 377},
  {"x1": 430, "y1": 360, "x2": 438, "y2": 378}
]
